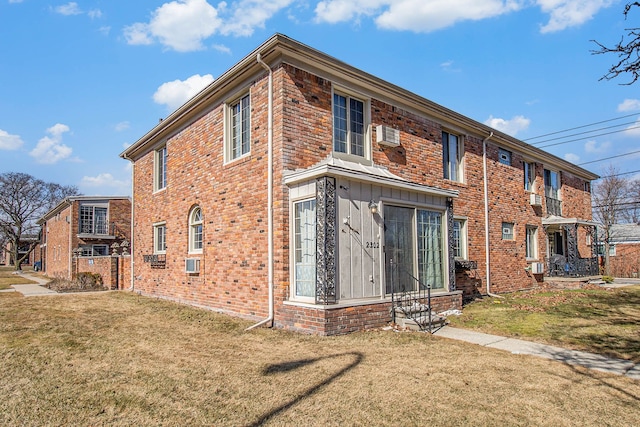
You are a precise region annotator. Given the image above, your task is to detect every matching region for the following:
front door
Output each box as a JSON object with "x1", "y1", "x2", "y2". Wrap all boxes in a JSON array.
[{"x1": 384, "y1": 205, "x2": 415, "y2": 294}]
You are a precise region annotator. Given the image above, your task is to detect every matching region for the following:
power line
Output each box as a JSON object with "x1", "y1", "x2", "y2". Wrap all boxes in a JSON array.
[
  {"x1": 523, "y1": 112, "x2": 640, "y2": 141},
  {"x1": 537, "y1": 125, "x2": 640, "y2": 148},
  {"x1": 578, "y1": 149, "x2": 640, "y2": 165},
  {"x1": 530, "y1": 120, "x2": 638, "y2": 146}
]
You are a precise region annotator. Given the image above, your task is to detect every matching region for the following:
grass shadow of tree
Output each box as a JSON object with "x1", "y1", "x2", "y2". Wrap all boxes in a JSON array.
[{"x1": 247, "y1": 352, "x2": 364, "y2": 427}]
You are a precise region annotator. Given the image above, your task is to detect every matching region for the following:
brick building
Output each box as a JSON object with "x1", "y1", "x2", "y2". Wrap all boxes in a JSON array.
[
  {"x1": 121, "y1": 34, "x2": 598, "y2": 335},
  {"x1": 37, "y1": 196, "x2": 131, "y2": 280}
]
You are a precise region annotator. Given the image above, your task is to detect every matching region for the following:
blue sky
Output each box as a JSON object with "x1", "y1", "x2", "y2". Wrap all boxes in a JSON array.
[{"x1": 1, "y1": 0, "x2": 639, "y2": 196}]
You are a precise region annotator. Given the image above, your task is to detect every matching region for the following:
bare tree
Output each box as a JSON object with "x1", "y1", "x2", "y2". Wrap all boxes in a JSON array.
[
  {"x1": 592, "y1": 2, "x2": 640, "y2": 84},
  {"x1": 626, "y1": 177, "x2": 640, "y2": 223},
  {"x1": 592, "y1": 165, "x2": 631, "y2": 275},
  {"x1": 0, "y1": 172, "x2": 80, "y2": 270}
]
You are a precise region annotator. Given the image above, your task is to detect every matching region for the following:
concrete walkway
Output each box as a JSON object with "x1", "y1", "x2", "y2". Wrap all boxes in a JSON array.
[
  {"x1": 433, "y1": 326, "x2": 640, "y2": 380},
  {"x1": 3, "y1": 272, "x2": 57, "y2": 296}
]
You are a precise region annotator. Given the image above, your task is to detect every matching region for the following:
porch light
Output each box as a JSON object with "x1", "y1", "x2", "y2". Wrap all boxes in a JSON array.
[{"x1": 368, "y1": 200, "x2": 378, "y2": 215}]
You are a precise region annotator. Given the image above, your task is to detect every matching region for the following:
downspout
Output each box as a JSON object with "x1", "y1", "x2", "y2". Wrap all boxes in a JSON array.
[
  {"x1": 482, "y1": 132, "x2": 500, "y2": 297},
  {"x1": 122, "y1": 153, "x2": 135, "y2": 291},
  {"x1": 246, "y1": 53, "x2": 274, "y2": 330}
]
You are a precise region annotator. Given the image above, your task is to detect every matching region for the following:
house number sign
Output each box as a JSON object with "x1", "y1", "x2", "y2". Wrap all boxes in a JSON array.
[
  {"x1": 365, "y1": 242, "x2": 380, "y2": 249},
  {"x1": 143, "y1": 254, "x2": 166, "y2": 269}
]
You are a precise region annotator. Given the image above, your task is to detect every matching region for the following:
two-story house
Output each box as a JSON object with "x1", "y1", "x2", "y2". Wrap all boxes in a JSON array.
[
  {"x1": 38, "y1": 196, "x2": 131, "y2": 280},
  {"x1": 121, "y1": 34, "x2": 598, "y2": 335}
]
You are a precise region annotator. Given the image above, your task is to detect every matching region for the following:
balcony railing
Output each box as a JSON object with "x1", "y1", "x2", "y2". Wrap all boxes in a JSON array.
[
  {"x1": 545, "y1": 197, "x2": 562, "y2": 216},
  {"x1": 545, "y1": 255, "x2": 598, "y2": 277}
]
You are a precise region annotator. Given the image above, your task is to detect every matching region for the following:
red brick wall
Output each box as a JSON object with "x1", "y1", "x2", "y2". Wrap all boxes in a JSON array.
[
  {"x1": 75, "y1": 255, "x2": 131, "y2": 289},
  {"x1": 129, "y1": 61, "x2": 595, "y2": 333},
  {"x1": 609, "y1": 244, "x2": 640, "y2": 278},
  {"x1": 43, "y1": 204, "x2": 73, "y2": 279}
]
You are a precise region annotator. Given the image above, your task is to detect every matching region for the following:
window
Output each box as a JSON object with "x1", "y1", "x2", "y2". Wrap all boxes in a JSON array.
[
  {"x1": 79, "y1": 205, "x2": 108, "y2": 235},
  {"x1": 333, "y1": 92, "x2": 366, "y2": 157},
  {"x1": 502, "y1": 222, "x2": 515, "y2": 240},
  {"x1": 227, "y1": 94, "x2": 251, "y2": 161},
  {"x1": 544, "y1": 169, "x2": 560, "y2": 199},
  {"x1": 154, "y1": 222, "x2": 166, "y2": 254},
  {"x1": 80, "y1": 245, "x2": 109, "y2": 256},
  {"x1": 498, "y1": 148, "x2": 512, "y2": 166},
  {"x1": 443, "y1": 131, "x2": 463, "y2": 182},
  {"x1": 453, "y1": 218, "x2": 467, "y2": 259},
  {"x1": 385, "y1": 206, "x2": 445, "y2": 293},
  {"x1": 584, "y1": 181, "x2": 591, "y2": 192},
  {"x1": 293, "y1": 199, "x2": 316, "y2": 299},
  {"x1": 524, "y1": 161, "x2": 535, "y2": 191},
  {"x1": 189, "y1": 207, "x2": 203, "y2": 253},
  {"x1": 525, "y1": 226, "x2": 538, "y2": 259},
  {"x1": 155, "y1": 145, "x2": 167, "y2": 191}
]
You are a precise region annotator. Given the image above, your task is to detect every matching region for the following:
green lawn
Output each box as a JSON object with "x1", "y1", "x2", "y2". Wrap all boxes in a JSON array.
[{"x1": 449, "y1": 285, "x2": 640, "y2": 362}]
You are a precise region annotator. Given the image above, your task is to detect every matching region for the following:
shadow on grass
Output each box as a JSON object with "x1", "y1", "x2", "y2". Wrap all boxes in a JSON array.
[{"x1": 247, "y1": 352, "x2": 364, "y2": 427}]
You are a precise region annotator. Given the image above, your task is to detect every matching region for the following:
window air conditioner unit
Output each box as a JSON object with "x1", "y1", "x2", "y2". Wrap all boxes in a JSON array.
[
  {"x1": 529, "y1": 193, "x2": 542, "y2": 207},
  {"x1": 531, "y1": 262, "x2": 544, "y2": 274},
  {"x1": 376, "y1": 125, "x2": 400, "y2": 147},
  {"x1": 185, "y1": 258, "x2": 200, "y2": 274}
]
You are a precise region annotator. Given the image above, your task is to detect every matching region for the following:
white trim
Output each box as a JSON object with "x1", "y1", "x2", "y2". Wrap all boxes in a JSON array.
[
  {"x1": 331, "y1": 86, "x2": 372, "y2": 163},
  {"x1": 223, "y1": 91, "x2": 252, "y2": 165},
  {"x1": 153, "y1": 221, "x2": 167, "y2": 254}
]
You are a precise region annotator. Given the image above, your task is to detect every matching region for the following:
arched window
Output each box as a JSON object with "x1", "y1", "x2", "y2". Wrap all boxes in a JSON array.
[{"x1": 189, "y1": 207, "x2": 203, "y2": 253}]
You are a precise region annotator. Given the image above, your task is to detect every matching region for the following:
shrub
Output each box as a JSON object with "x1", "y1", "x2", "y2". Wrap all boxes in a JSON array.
[
  {"x1": 602, "y1": 275, "x2": 614, "y2": 283},
  {"x1": 47, "y1": 272, "x2": 106, "y2": 293}
]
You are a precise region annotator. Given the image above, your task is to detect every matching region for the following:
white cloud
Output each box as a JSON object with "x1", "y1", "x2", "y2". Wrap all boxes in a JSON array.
[
  {"x1": 124, "y1": 0, "x2": 292, "y2": 51},
  {"x1": 584, "y1": 139, "x2": 611, "y2": 153},
  {"x1": 484, "y1": 115, "x2": 531, "y2": 136},
  {"x1": 625, "y1": 118, "x2": 640, "y2": 137},
  {"x1": 221, "y1": 0, "x2": 295, "y2": 37},
  {"x1": 537, "y1": 0, "x2": 614, "y2": 33},
  {"x1": 124, "y1": 0, "x2": 222, "y2": 52},
  {"x1": 88, "y1": 9, "x2": 102, "y2": 19},
  {"x1": 9, "y1": 0, "x2": 24, "y2": 3},
  {"x1": 55, "y1": 2, "x2": 82, "y2": 16},
  {"x1": 564, "y1": 152, "x2": 580, "y2": 163},
  {"x1": 29, "y1": 124, "x2": 73, "y2": 164},
  {"x1": 98, "y1": 26, "x2": 111, "y2": 36},
  {"x1": 115, "y1": 121, "x2": 130, "y2": 132},
  {"x1": 153, "y1": 74, "x2": 215, "y2": 111},
  {"x1": 0, "y1": 129, "x2": 24, "y2": 150},
  {"x1": 314, "y1": 0, "x2": 523, "y2": 32},
  {"x1": 617, "y1": 98, "x2": 640, "y2": 112},
  {"x1": 212, "y1": 44, "x2": 232, "y2": 54},
  {"x1": 80, "y1": 173, "x2": 131, "y2": 196}
]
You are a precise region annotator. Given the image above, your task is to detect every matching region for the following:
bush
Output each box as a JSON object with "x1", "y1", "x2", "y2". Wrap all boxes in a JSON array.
[
  {"x1": 602, "y1": 275, "x2": 614, "y2": 283},
  {"x1": 47, "y1": 272, "x2": 106, "y2": 293}
]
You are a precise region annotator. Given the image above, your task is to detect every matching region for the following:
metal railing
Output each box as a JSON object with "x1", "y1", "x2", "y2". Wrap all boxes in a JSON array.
[
  {"x1": 545, "y1": 256, "x2": 598, "y2": 277},
  {"x1": 388, "y1": 259, "x2": 440, "y2": 333}
]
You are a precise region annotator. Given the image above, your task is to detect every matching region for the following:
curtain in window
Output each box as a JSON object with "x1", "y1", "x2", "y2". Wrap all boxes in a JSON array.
[
  {"x1": 295, "y1": 200, "x2": 316, "y2": 297},
  {"x1": 417, "y1": 210, "x2": 444, "y2": 290}
]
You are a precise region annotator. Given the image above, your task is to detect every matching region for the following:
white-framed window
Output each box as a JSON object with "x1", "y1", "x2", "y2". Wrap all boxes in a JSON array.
[
  {"x1": 154, "y1": 145, "x2": 167, "y2": 191},
  {"x1": 154, "y1": 222, "x2": 167, "y2": 254},
  {"x1": 293, "y1": 199, "x2": 316, "y2": 300},
  {"x1": 544, "y1": 169, "x2": 560, "y2": 199},
  {"x1": 79, "y1": 204, "x2": 108, "y2": 235},
  {"x1": 225, "y1": 93, "x2": 251, "y2": 162},
  {"x1": 498, "y1": 148, "x2": 512, "y2": 166},
  {"x1": 502, "y1": 222, "x2": 515, "y2": 240},
  {"x1": 525, "y1": 226, "x2": 538, "y2": 259},
  {"x1": 524, "y1": 161, "x2": 535, "y2": 191},
  {"x1": 453, "y1": 217, "x2": 468, "y2": 259},
  {"x1": 189, "y1": 206, "x2": 203, "y2": 253},
  {"x1": 443, "y1": 131, "x2": 463, "y2": 182},
  {"x1": 332, "y1": 91, "x2": 368, "y2": 159}
]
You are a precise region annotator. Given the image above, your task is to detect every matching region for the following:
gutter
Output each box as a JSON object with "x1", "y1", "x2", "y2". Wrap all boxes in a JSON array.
[
  {"x1": 482, "y1": 132, "x2": 500, "y2": 298},
  {"x1": 246, "y1": 53, "x2": 274, "y2": 331}
]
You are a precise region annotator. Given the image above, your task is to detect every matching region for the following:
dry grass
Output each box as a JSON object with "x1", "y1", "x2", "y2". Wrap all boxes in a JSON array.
[
  {"x1": 0, "y1": 266, "x2": 37, "y2": 289},
  {"x1": 1, "y1": 292, "x2": 639, "y2": 426},
  {"x1": 449, "y1": 286, "x2": 640, "y2": 363}
]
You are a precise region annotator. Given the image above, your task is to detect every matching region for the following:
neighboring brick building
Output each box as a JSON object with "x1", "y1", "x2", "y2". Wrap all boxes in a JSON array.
[
  {"x1": 37, "y1": 196, "x2": 131, "y2": 280},
  {"x1": 121, "y1": 34, "x2": 598, "y2": 335},
  {"x1": 599, "y1": 223, "x2": 640, "y2": 278}
]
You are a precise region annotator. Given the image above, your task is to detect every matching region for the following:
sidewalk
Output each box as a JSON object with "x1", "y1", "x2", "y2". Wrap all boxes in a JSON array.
[
  {"x1": 433, "y1": 326, "x2": 640, "y2": 380},
  {"x1": 3, "y1": 272, "x2": 57, "y2": 296}
]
